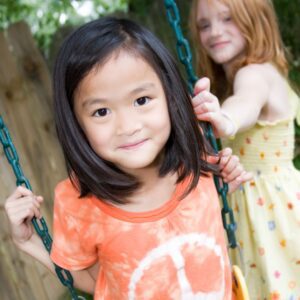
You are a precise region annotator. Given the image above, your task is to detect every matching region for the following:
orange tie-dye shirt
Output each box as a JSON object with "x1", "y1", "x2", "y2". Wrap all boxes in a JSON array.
[{"x1": 50, "y1": 175, "x2": 232, "y2": 299}]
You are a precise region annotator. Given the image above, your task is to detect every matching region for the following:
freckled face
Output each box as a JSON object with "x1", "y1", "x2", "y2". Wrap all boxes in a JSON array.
[
  {"x1": 196, "y1": 0, "x2": 246, "y2": 68},
  {"x1": 73, "y1": 51, "x2": 171, "y2": 175}
]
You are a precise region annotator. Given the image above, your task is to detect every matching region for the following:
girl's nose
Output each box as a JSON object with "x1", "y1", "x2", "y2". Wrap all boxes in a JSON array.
[
  {"x1": 115, "y1": 110, "x2": 142, "y2": 136},
  {"x1": 211, "y1": 21, "x2": 223, "y2": 37}
]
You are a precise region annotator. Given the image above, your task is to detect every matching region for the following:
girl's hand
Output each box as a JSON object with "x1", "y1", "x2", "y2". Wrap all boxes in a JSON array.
[
  {"x1": 192, "y1": 78, "x2": 236, "y2": 138},
  {"x1": 4, "y1": 186, "x2": 43, "y2": 245},
  {"x1": 218, "y1": 148, "x2": 252, "y2": 193}
]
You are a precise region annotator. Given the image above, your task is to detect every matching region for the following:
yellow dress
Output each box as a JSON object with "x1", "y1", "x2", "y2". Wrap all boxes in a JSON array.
[{"x1": 224, "y1": 88, "x2": 300, "y2": 299}]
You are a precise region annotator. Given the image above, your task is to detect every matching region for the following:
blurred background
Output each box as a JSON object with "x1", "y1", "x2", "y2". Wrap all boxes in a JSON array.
[{"x1": 0, "y1": 1, "x2": 299, "y2": 299}]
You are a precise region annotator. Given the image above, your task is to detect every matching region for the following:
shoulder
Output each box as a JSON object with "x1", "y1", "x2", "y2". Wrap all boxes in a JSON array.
[
  {"x1": 198, "y1": 174, "x2": 216, "y2": 191},
  {"x1": 193, "y1": 174, "x2": 219, "y2": 206},
  {"x1": 55, "y1": 178, "x2": 80, "y2": 199},
  {"x1": 233, "y1": 64, "x2": 272, "y2": 99},
  {"x1": 234, "y1": 64, "x2": 269, "y2": 85},
  {"x1": 54, "y1": 178, "x2": 87, "y2": 216},
  {"x1": 235, "y1": 63, "x2": 283, "y2": 86},
  {"x1": 54, "y1": 178, "x2": 109, "y2": 223}
]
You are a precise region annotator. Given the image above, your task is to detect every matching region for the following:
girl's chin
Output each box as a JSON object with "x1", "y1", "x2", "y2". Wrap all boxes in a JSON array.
[{"x1": 211, "y1": 54, "x2": 232, "y2": 65}]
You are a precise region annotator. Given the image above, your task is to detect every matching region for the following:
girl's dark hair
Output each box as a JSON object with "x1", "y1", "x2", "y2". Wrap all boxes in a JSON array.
[{"x1": 53, "y1": 16, "x2": 217, "y2": 204}]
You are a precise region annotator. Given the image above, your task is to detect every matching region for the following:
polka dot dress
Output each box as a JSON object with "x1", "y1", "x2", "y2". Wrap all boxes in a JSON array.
[{"x1": 224, "y1": 88, "x2": 300, "y2": 299}]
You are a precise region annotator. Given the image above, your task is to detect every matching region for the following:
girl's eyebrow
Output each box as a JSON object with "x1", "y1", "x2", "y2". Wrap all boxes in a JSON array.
[
  {"x1": 197, "y1": 17, "x2": 208, "y2": 25},
  {"x1": 81, "y1": 98, "x2": 106, "y2": 108},
  {"x1": 129, "y1": 82, "x2": 155, "y2": 95},
  {"x1": 82, "y1": 98, "x2": 106, "y2": 108},
  {"x1": 81, "y1": 82, "x2": 156, "y2": 108}
]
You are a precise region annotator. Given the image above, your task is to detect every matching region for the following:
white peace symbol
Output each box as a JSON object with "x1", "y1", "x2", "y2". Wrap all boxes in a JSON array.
[{"x1": 128, "y1": 233, "x2": 225, "y2": 300}]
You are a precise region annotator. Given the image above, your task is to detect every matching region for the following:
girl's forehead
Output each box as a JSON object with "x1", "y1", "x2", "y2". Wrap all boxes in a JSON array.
[
  {"x1": 98, "y1": 49, "x2": 153, "y2": 72},
  {"x1": 76, "y1": 51, "x2": 161, "y2": 98},
  {"x1": 197, "y1": 0, "x2": 230, "y2": 16}
]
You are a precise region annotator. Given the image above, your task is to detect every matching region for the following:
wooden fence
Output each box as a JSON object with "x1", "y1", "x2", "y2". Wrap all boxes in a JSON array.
[{"x1": 0, "y1": 21, "x2": 68, "y2": 300}]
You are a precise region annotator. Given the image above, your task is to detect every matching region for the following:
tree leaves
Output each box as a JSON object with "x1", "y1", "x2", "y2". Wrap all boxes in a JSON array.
[{"x1": 0, "y1": 0, "x2": 129, "y2": 57}]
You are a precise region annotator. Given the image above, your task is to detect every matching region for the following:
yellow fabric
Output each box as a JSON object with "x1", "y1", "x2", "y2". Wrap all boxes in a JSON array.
[{"x1": 223, "y1": 87, "x2": 300, "y2": 299}]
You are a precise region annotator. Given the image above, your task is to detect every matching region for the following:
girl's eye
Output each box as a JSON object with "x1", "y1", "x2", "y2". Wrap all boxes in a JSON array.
[
  {"x1": 134, "y1": 96, "x2": 150, "y2": 106},
  {"x1": 223, "y1": 16, "x2": 232, "y2": 22},
  {"x1": 93, "y1": 108, "x2": 110, "y2": 117},
  {"x1": 198, "y1": 22, "x2": 210, "y2": 31}
]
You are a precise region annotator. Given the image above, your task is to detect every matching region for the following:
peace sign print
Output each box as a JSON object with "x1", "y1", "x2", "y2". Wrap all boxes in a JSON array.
[{"x1": 128, "y1": 233, "x2": 226, "y2": 299}]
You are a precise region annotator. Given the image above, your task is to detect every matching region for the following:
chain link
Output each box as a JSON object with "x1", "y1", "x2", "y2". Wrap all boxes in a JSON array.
[
  {"x1": 164, "y1": 0, "x2": 198, "y2": 94},
  {"x1": 0, "y1": 116, "x2": 83, "y2": 300},
  {"x1": 164, "y1": 0, "x2": 237, "y2": 248}
]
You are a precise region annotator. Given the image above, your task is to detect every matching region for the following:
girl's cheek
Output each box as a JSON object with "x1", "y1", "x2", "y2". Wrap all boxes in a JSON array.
[{"x1": 199, "y1": 33, "x2": 208, "y2": 47}]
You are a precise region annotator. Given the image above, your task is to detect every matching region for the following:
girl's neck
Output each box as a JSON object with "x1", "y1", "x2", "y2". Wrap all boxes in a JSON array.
[
  {"x1": 117, "y1": 169, "x2": 178, "y2": 213},
  {"x1": 222, "y1": 51, "x2": 246, "y2": 80},
  {"x1": 223, "y1": 61, "x2": 236, "y2": 80},
  {"x1": 222, "y1": 63, "x2": 231, "y2": 79}
]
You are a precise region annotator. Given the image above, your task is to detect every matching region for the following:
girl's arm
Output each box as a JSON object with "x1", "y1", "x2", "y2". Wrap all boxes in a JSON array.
[
  {"x1": 192, "y1": 66, "x2": 269, "y2": 138},
  {"x1": 4, "y1": 186, "x2": 97, "y2": 294}
]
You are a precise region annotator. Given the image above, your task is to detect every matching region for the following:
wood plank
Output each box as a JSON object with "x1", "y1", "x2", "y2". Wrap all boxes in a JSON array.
[{"x1": 0, "y1": 23, "x2": 67, "y2": 300}]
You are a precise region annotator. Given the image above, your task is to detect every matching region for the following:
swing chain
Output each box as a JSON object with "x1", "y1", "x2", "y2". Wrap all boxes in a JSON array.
[
  {"x1": 164, "y1": 0, "x2": 198, "y2": 94},
  {"x1": 164, "y1": 0, "x2": 237, "y2": 248},
  {"x1": 0, "y1": 116, "x2": 82, "y2": 300}
]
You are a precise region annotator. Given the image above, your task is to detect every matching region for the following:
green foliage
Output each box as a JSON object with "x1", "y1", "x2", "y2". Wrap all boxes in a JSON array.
[
  {"x1": 0, "y1": 0, "x2": 128, "y2": 57},
  {"x1": 128, "y1": 0, "x2": 153, "y2": 17},
  {"x1": 273, "y1": 0, "x2": 300, "y2": 169},
  {"x1": 273, "y1": 0, "x2": 300, "y2": 87},
  {"x1": 293, "y1": 154, "x2": 300, "y2": 168},
  {"x1": 294, "y1": 120, "x2": 300, "y2": 169}
]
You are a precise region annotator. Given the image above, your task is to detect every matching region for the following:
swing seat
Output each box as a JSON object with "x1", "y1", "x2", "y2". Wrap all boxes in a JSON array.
[{"x1": 232, "y1": 265, "x2": 249, "y2": 300}]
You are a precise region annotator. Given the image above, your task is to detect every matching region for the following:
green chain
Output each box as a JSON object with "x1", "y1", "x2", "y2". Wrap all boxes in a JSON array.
[
  {"x1": 164, "y1": 0, "x2": 237, "y2": 248},
  {"x1": 0, "y1": 116, "x2": 84, "y2": 300}
]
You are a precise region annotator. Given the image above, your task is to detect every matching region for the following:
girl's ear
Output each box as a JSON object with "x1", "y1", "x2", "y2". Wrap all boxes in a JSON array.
[{"x1": 194, "y1": 77, "x2": 211, "y2": 95}]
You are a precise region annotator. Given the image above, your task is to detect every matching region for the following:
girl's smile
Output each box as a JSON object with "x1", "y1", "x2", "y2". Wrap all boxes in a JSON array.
[
  {"x1": 210, "y1": 40, "x2": 230, "y2": 49},
  {"x1": 118, "y1": 139, "x2": 148, "y2": 151}
]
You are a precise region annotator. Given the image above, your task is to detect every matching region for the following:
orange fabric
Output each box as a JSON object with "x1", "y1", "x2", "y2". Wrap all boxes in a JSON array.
[{"x1": 50, "y1": 175, "x2": 232, "y2": 299}]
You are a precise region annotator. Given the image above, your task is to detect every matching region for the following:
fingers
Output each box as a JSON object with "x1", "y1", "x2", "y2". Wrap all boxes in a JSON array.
[
  {"x1": 194, "y1": 77, "x2": 211, "y2": 95},
  {"x1": 218, "y1": 147, "x2": 253, "y2": 193},
  {"x1": 218, "y1": 148, "x2": 232, "y2": 167},
  {"x1": 227, "y1": 171, "x2": 253, "y2": 194},
  {"x1": 9, "y1": 197, "x2": 43, "y2": 225},
  {"x1": 227, "y1": 178, "x2": 241, "y2": 194},
  {"x1": 236, "y1": 170, "x2": 253, "y2": 184},
  {"x1": 221, "y1": 158, "x2": 242, "y2": 182},
  {"x1": 4, "y1": 187, "x2": 44, "y2": 245},
  {"x1": 219, "y1": 147, "x2": 244, "y2": 182},
  {"x1": 220, "y1": 150, "x2": 243, "y2": 183},
  {"x1": 192, "y1": 90, "x2": 220, "y2": 121},
  {"x1": 219, "y1": 147, "x2": 232, "y2": 158},
  {"x1": 210, "y1": 147, "x2": 253, "y2": 194},
  {"x1": 206, "y1": 154, "x2": 218, "y2": 165},
  {"x1": 8, "y1": 185, "x2": 33, "y2": 200},
  {"x1": 5, "y1": 186, "x2": 43, "y2": 225},
  {"x1": 207, "y1": 147, "x2": 232, "y2": 165}
]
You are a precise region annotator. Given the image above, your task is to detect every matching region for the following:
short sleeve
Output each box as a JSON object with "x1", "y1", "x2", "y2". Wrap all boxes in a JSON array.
[{"x1": 50, "y1": 180, "x2": 98, "y2": 270}]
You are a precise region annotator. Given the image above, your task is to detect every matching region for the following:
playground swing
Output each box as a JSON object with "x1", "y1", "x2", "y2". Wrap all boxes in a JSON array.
[
  {"x1": 164, "y1": 0, "x2": 250, "y2": 299},
  {"x1": 0, "y1": 2, "x2": 249, "y2": 299},
  {"x1": 0, "y1": 122, "x2": 85, "y2": 299}
]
